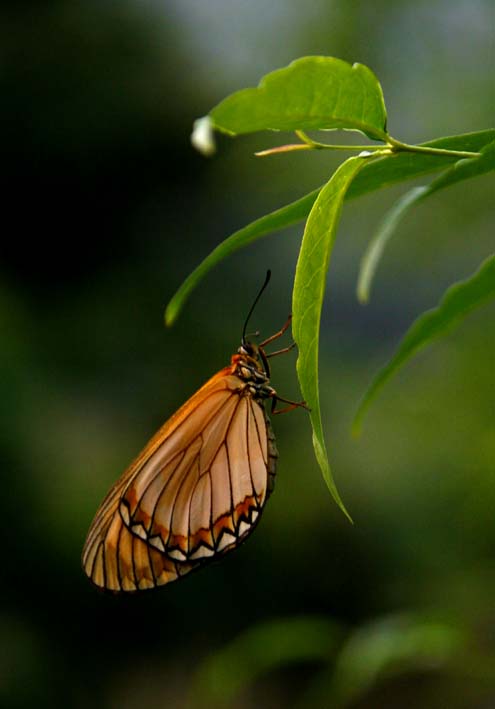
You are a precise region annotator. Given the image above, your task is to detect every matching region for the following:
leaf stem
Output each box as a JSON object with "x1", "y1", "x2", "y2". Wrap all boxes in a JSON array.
[
  {"x1": 387, "y1": 135, "x2": 481, "y2": 159},
  {"x1": 295, "y1": 130, "x2": 386, "y2": 152},
  {"x1": 294, "y1": 130, "x2": 481, "y2": 160}
]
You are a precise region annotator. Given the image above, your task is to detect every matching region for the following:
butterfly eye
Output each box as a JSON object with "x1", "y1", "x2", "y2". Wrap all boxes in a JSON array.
[{"x1": 241, "y1": 344, "x2": 258, "y2": 361}]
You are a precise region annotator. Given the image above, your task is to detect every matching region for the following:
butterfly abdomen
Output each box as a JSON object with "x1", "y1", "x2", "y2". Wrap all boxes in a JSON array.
[{"x1": 264, "y1": 409, "x2": 278, "y2": 496}]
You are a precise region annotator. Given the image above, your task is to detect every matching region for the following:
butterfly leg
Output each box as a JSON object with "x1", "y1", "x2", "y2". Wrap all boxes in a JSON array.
[
  {"x1": 259, "y1": 314, "x2": 292, "y2": 348},
  {"x1": 266, "y1": 341, "x2": 297, "y2": 359},
  {"x1": 270, "y1": 394, "x2": 309, "y2": 415}
]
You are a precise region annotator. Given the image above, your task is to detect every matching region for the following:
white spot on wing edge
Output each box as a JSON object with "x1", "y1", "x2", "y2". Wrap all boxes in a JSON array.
[
  {"x1": 149, "y1": 535, "x2": 165, "y2": 552},
  {"x1": 131, "y1": 523, "x2": 147, "y2": 541},
  {"x1": 216, "y1": 529, "x2": 236, "y2": 552},
  {"x1": 238, "y1": 520, "x2": 251, "y2": 537},
  {"x1": 189, "y1": 545, "x2": 215, "y2": 560},
  {"x1": 168, "y1": 548, "x2": 188, "y2": 561},
  {"x1": 119, "y1": 501, "x2": 130, "y2": 526}
]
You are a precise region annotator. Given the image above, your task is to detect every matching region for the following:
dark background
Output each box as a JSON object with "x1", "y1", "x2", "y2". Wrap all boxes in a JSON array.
[{"x1": 2, "y1": 1, "x2": 494, "y2": 707}]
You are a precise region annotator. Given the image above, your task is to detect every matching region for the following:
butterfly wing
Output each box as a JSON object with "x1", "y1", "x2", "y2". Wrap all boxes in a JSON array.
[
  {"x1": 83, "y1": 488, "x2": 197, "y2": 591},
  {"x1": 82, "y1": 368, "x2": 277, "y2": 592}
]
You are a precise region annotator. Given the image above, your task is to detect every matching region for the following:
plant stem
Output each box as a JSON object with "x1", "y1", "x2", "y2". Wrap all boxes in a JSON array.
[
  {"x1": 387, "y1": 136, "x2": 480, "y2": 159},
  {"x1": 295, "y1": 130, "x2": 481, "y2": 159},
  {"x1": 295, "y1": 130, "x2": 385, "y2": 152}
]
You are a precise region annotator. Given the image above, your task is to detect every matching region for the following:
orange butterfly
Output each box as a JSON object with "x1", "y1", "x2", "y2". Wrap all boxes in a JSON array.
[{"x1": 82, "y1": 272, "x2": 304, "y2": 592}]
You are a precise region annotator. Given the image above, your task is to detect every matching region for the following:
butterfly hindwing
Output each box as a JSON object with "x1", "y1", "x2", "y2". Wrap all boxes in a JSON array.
[
  {"x1": 81, "y1": 368, "x2": 278, "y2": 592},
  {"x1": 83, "y1": 498, "x2": 198, "y2": 592}
]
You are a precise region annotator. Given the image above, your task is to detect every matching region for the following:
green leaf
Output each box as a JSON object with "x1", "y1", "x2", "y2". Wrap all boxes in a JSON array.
[
  {"x1": 293, "y1": 156, "x2": 372, "y2": 519},
  {"x1": 187, "y1": 616, "x2": 340, "y2": 709},
  {"x1": 166, "y1": 130, "x2": 494, "y2": 324},
  {"x1": 357, "y1": 186, "x2": 429, "y2": 304},
  {"x1": 353, "y1": 254, "x2": 495, "y2": 434},
  {"x1": 356, "y1": 139, "x2": 495, "y2": 304},
  {"x1": 348, "y1": 129, "x2": 495, "y2": 200},
  {"x1": 420, "y1": 136, "x2": 495, "y2": 196},
  {"x1": 209, "y1": 56, "x2": 388, "y2": 141},
  {"x1": 305, "y1": 614, "x2": 464, "y2": 708},
  {"x1": 164, "y1": 189, "x2": 319, "y2": 326}
]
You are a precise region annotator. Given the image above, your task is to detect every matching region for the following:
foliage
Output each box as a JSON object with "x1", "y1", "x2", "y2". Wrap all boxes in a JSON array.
[
  {"x1": 187, "y1": 612, "x2": 484, "y2": 709},
  {"x1": 168, "y1": 56, "x2": 494, "y2": 516}
]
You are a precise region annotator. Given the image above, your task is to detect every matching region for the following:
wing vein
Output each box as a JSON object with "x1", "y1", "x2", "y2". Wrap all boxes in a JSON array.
[
  {"x1": 246, "y1": 400, "x2": 256, "y2": 499},
  {"x1": 146, "y1": 449, "x2": 187, "y2": 535},
  {"x1": 115, "y1": 521, "x2": 124, "y2": 591}
]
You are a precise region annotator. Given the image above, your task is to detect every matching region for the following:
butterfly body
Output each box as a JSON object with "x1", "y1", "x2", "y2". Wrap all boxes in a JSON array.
[{"x1": 82, "y1": 341, "x2": 279, "y2": 592}]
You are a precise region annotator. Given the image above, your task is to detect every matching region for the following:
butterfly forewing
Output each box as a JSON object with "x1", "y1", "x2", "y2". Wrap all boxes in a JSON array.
[{"x1": 82, "y1": 364, "x2": 278, "y2": 592}]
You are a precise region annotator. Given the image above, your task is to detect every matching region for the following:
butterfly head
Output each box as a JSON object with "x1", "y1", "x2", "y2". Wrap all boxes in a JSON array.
[
  {"x1": 238, "y1": 339, "x2": 256, "y2": 358},
  {"x1": 235, "y1": 271, "x2": 273, "y2": 385}
]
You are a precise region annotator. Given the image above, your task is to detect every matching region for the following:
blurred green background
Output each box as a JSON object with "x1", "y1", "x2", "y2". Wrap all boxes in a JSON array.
[{"x1": 2, "y1": 1, "x2": 494, "y2": 707}]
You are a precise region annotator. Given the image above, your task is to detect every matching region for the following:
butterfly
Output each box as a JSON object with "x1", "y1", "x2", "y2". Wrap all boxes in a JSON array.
[{"x1": 82, "y1": 272, "x2": 305, "y2": 592}]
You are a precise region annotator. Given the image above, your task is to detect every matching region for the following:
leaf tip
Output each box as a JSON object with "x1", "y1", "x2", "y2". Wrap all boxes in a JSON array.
[
  {"x1": 164, "y1": 302, "x2": 178, "y2": 328},
  {"x1": 356, "y1": 284, "x2": 370, "y2": 305},
  {"x1": 342, "y1": 506, "x2": 355, "y2": 525},
  {"x1": 333, "y1": 492, "x2": 354, "y2": 524}
]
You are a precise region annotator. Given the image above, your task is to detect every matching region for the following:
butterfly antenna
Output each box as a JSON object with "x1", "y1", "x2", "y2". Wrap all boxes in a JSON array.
[{"x1": 242, "y1": 270, "x2": 271, "y2": 345}]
